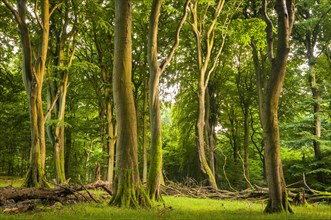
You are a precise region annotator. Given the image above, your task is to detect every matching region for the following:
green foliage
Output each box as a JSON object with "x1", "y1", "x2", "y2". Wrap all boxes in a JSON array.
[{"x1": 229, "y1": 18, "x2": 267, "y2": 49}]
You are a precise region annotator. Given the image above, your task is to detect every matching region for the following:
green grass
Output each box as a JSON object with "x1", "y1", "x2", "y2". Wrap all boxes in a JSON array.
[
  {"x1": 0, "y1": 177, "x2": 23, "y2": 188},
  {"x1": 0, "y1": 196, "x2": 330, "y2": 220}
]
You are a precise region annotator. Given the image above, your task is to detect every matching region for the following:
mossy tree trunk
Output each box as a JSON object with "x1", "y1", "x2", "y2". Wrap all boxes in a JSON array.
[
  {"x1": 147, "y1": 0, "x2": 189, "y2": 201},
  {"x1": 2, "y1": 0, "x2": 63, "y2": 187},
  {"x1": 261, "y1": 0, "x2": 295, "y2": 213},
  {"x1": 109, "y1": 0, "x2": 150, "y2": 208},
  {"x1": 147, "y1": 0, "x2": 163, "y2": 202}
]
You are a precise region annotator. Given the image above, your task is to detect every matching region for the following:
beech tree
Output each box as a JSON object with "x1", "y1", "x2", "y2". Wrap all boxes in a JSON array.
[
  {"x1": 261, "y1": 0, "x2": 295, "y2": 213},
  {"x1": 147, "y1": 0, "x2": 189, "y2": 201},
  {"x1": 2, "y1": 0, "x2": 63, "y2": 187},
  {"x1": 109, "y1": 0, "x2": 151, "y2": 208},
  {"x1": 47, "y1": 0, "x2": 77, "y2": 184},
  {"x1": 294, "y1": 0, "x2": 331, "y2": 183},
  {"x1": 189, "y1": 0, "x2": 239, "y2": 191}
]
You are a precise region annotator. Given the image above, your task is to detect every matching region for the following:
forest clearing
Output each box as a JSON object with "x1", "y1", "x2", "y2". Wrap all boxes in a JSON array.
[
  {"x1": 0, "y1": 177, "x2": 330, "y2": 219},
  {"x1": 0, "y1": 178, "x2": 330, "y2": 220},
  {"x1": 0, "y1": 0, "x2": 330, "y2": 218},
  {"x1": 0, "y1": 196, "x2": 330, "y2": 220}
]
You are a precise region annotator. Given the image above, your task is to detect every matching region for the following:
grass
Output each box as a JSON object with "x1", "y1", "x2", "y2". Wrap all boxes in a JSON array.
[
  {"x1": 0, "y1": 196, "x2": 330, "y2": 220},
  {"x1": 0, "y1": 177, "x2": 23, "y2": 188}
]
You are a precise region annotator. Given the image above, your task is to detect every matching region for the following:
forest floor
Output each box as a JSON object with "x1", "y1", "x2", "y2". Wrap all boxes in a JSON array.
[
  {"x1": 0, "y1": 177, "x2": 330, "y2": 220},
  {"x1": 0, "y1": 195, "x2": 330, "y2": 220}
]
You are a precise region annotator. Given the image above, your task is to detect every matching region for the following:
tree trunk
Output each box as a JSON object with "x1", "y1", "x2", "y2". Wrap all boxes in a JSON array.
[
  {"x1": 64, "y1": 124, "x2": 72, "y2": 177},
  {"x1": 205, "y1": 88, "x2": 216, "y2": 176},
  {"x1": 106, "y1": 89, "x2": 116, "y2": 186},
  {"x1": 261, "y1": 0, "x2": 295, "y2": 213},
  {"x1": 46, "y1": 0, "x2": 76, "y2": 184},
  {"x1": 109, "y1": 0, "x2": 150, "y2": 208},
  {"x1": 190, "y1": 0, "x2": 227, "y2": 191},
  {"x1": 296, "y1": 1, "x2": 325, "y2": 183},
  {"x1": 146, "y1": 0, "x2": 189, "y2": 200},
  {"x1": 12, "y1": 0, "x2": 51, "y2": 188},
  {"x1": 197, "y1": 84, "x2": 218, "y2": 190},
  {"x1": 309, "y1": 62, "x2": 324, "y2": 182},
  {"x1": 51, "y1": 55, "x2": 68, "y2": 184},
  {"x1": 142, "y1": 78, "x2": 148, "y2": 184},
  {"x1": 147, "y1": 0, "x2": 163, "y2": 201},
  {"x1": 243, "y1": 105, "x2": 250, "y2": 187}
]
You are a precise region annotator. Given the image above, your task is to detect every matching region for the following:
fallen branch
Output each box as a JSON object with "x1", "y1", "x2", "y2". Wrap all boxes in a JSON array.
[{"x1": 0, "y1": 180, "x2": 112, "y2": 213}]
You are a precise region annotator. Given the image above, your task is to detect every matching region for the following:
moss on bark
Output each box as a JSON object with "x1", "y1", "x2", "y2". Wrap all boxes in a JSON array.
[{"x1": 109, "y1": 169, "x2": 151, "y2": 208}]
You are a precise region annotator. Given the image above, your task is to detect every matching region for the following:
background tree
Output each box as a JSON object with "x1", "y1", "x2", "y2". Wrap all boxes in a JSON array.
[
  {"x1": 293, "y1": 0, "x2": 331, "y2": 184},
  {"x1": 47, "y1": 0, "x2": 78, "y2": 184}
]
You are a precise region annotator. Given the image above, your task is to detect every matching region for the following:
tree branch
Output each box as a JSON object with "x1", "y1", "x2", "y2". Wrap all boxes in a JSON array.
[
  {"x1": 1, "y1": 0, "x2": 23, "y2": 27},
  {"x1": 261, "y1": 0, "x2": 274, "y2": 64},
  {"x1": 34, "y1": 0, "x2": 43, "y2": 29},
  {"x1": 49, "y1": 0, "x2": 65, "y2": 17},
  {"x1": 160, "y1": 0, "x2": 190, "y2": 73},
  {"x1": 44, "y1": 90, "x2": 61, "y2": 122}
]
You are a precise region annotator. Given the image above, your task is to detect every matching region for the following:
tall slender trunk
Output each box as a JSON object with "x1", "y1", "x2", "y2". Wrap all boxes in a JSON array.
[
  {"x1": 243, "y1": 104, "x2": 250, "y2": 187},
  {"x1": 147, "y1": 0, "x2": 189, "y2": 200},
  {"x1": 297, "y1": 2, "x2": 325, "y2": 181},
  {"x1": 106, "y1": 89, "x2": 116, "y2": 186},
  {"x1": 205, "y1": 89, "x2": 215, "y2": 176},
  {"x1": 251, "y1": 42, "x2": 266, "y2": 179},
  {"x1": 190, "y1": 0, "x2": 227, "y2": 191},
  {"x1": 309, "y1": 63, "x2": 322, "y2": 161},
  {"x1": 261, "y1": 0, "x2": 295, "y2": 213},
  {"x1": 64, "y1": 124, "x2": 72, "y2": 177},
  {"x1": 142, "y1": 78, "x2": 148, "y2": 184},
  {"x1": 307, "y1": 48, "x2": 324, "y2": 183},
  {"x1": 47, "y1": 0, "x2": 76, "y2": 183},
  {"x1": 147, "y1": 0, "x2": 163, "y2": 201},
  {"x1": 51, "y1": 44, "x2": 68, "y2": 184}
]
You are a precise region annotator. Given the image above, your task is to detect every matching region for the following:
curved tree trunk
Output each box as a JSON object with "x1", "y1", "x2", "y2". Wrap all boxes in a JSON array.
[
  {"x1": 147, "y1": 0, "x2": 189, "y2": 201},
  {"x1": 261, "y1": 0, "x2": 295, "y2": 213},
  {"x1": 8, "y1": 0, "x2": 52, "y2": 188},
  {"x1": 190, "y1": 0, "x2": 228, "y2": 191},
  {"x1": 197, "y1": 85, "x2": 218, "y2": 190},
  {"x1": 109, "y1": 0, "x2": 150, "y2": 208}
]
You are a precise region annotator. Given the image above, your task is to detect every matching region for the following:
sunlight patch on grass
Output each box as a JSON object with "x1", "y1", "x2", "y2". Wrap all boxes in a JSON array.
[{"x1": 0, "y1": 177, "x2": 23, "y2": 188}]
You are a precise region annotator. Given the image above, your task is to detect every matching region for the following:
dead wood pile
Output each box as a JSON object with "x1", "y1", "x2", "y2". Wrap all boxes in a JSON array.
[
  {"x1": 0, "y1": 180, "x2": 112, "y2": 214},
  {"x1": 161, "y1": 179, "x2": 331, "y2": 205}
]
